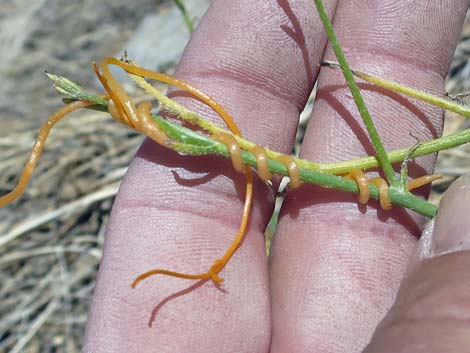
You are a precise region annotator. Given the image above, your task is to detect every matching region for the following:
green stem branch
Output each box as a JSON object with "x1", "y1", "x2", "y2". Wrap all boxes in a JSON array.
[
  {"x1": 313, "y1": 0, "x2": 398, "y2": 185},
  {"x1": 172, "y1": 0, "x2": 194, "y2": 34},
  {"x1": 322, "y1": 60, "x2": 470, "y2": 118},
  {"x1": 155, "y1": 113, "x2": 437, "y2": 217},
  {"x1": 47, "y1": 72, "x2": 470, "y2": 219}
]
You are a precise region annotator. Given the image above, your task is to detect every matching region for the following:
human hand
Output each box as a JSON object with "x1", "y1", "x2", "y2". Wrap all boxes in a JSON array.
[{"x1": 83, "y1": 1, "x2": 469, "y2": 352}]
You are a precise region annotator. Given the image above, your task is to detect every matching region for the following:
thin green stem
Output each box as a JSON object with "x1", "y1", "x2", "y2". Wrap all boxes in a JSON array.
[
  {"x1": 152, "y1": 113, "x2": 437, "y2": 217},
  {"x1": 313, "y1": 0, "x2": 398, "y2": 185},
  {"x1": 324, "y1": 129, "x2": 470, "y2": 173},
  {"x1": 128, "y1": 69, "x2": 470, "y2": 175},
  {"x1": 322, "y1": 61, "x2": 470, "y2": 118},
  {"x1": 172, "y1": 0, "x2": 194, "y2": 34},
  {"x1": 59, "y1": 71, "x2": 469, "y2": 176},
  {"x1": 48, "y1": 72, "x2": 470, "y2": 218}
]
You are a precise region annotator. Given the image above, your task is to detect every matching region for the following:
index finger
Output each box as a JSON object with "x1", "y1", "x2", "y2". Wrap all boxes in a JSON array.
[
  {"x1": 269, "y1": 1, "x2": 468, "y2": 352},
  {"x1": 82, "y1": 1, "x2": 339, "y2": 352}
]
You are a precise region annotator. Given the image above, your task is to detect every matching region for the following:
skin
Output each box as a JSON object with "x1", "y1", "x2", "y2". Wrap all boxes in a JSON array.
[{"x1": 83, "y1": 1, "x2": 470, "y2": 352}]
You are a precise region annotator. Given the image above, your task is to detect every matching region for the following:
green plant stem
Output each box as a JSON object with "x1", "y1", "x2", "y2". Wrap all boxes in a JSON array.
[
  {"x1": 113, "y1": 62, "x2": 470, "y2": 178},
  {"x1": 154, "y1": 114, "x2": 437, "y2": 217},
  {"x1": 130, "y1": 71, "x2": 470, "y2": 175},
  {"x1": 313, "y1": 0, "x2": 398, "y2": 185},
  {"x1": 48, "y1": 73, "x2": 470, "y2": 217},
  {"x1": 328, "y1": 129, "x2": 470, "y2": 173},
  {"x1": 322, "y1": 60, "x2": 470, "y2": 118},
  {"x1": 48, "y1": 71, "x2": 470, "y2": 175},
  {"x1": 172, "y1": 0, "x2": 194, "y2": 34}
]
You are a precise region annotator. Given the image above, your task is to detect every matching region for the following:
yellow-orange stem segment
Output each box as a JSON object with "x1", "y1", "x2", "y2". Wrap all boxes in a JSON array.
[
  {"x1": 0, "y1": 100, "x2": 95, "y2": 207},
  {"x1": 100, "y1": 58, "x2": 254, "y2": 287}
]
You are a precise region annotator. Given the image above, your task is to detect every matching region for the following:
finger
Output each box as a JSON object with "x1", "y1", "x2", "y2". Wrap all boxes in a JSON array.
[
  {"x1": 269, "y1": 1, "x2": 468, "y2": 352},
  {"x1": 170, "y1": 0, "x2": 337, "y2": 150},
  {"x1": 365, "y1": 174, "x2": 470, "y2": 353},
  {"x1": 83, "y1": 1, "x2": 338, "y2": 352}
]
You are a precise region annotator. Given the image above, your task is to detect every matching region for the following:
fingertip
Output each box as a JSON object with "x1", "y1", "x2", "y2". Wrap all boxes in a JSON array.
[
  {"x1": 412, "y1": 173, "x2": 470, "y2": 266},
  {"x1": 365, "y1": 251, "x2": 470, "y2": 353},
  {"x1": 366, "y1": 174, "x2": 470, "y2": 352}
]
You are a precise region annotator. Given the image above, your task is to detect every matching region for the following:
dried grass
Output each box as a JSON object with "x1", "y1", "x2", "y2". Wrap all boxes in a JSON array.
[{"x1": 0, "y1": 104, "x2": 144, "y2": 352}]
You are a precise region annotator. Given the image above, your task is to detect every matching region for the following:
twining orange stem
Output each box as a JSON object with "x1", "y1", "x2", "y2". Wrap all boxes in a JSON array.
[
  {"x1": 211, "y1": 132, "x2": 245, "y2": 173},
  {"x1": 100, "y1": 58, "x2": 243, "y2": 136},
  {"x1": 0, "y1": 100, "x2": 95, "y2": 207},
  {"x1": 345, "y1": 169, "x2": 442, "y2": 210},
  {"x1": 407, "y1": 174, "x2": 443, "y2": 190},
  {"x1": 93, "y1": 58, "x2": 253, "y2": 287},
  {"x1": 276, "y1": 154, "x2": 302, "y2": 189},
  {"x1": 344, "y1": 169, "x2": 369, "y2": 204},
  {"x1": 368, "y1": 177, "x2": 392, "y2": 210},
  {"x1": 250, "y1": 145, "x2": 273, "y2": 181}
]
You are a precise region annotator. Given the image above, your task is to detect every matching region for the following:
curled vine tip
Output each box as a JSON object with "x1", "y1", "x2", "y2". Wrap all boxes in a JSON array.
[
  {"x1": 407, "y1": 174, "x2": 443, "y2": 191},
  {"x1": 130, "y1": 266, "x2": 225, "y2": 289}
]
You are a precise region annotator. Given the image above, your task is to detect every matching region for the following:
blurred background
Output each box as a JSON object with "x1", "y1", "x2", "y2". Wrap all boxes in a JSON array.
[{"x1": 0, "y1": 1, "x2": 469, "y2": 352}]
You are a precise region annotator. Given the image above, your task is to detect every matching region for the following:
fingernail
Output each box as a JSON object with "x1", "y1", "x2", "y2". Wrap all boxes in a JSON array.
[{"x1": 419, "y1": 174, "x2": 470, "y2": 259}]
